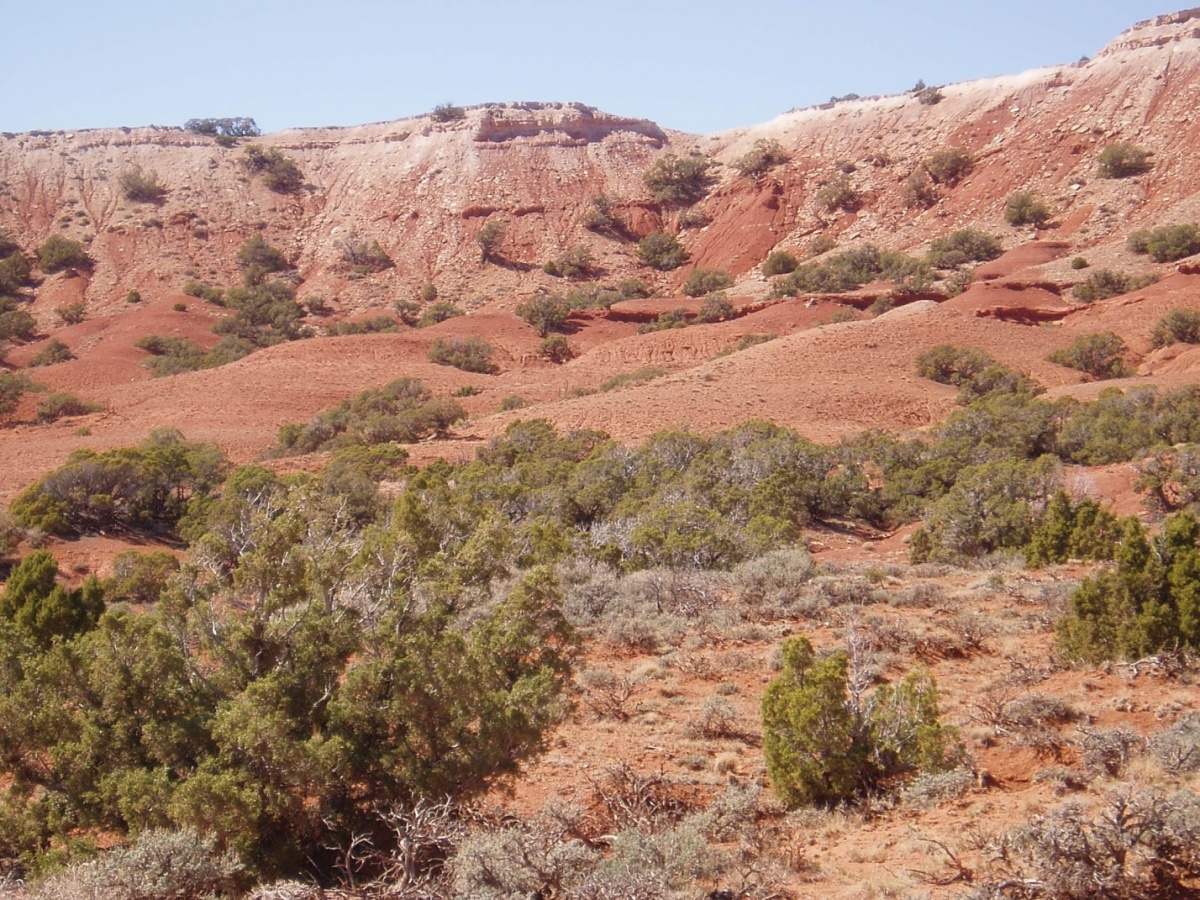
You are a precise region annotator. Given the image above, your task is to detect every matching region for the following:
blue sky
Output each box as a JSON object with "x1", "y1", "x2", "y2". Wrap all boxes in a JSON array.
[{"x1": 1, "y1": 1, "x2": 1176, "y2": 135}]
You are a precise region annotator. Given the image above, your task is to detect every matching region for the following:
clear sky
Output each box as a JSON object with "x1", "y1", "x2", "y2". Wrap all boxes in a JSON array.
[{"x1": 1, "y1": 1, "x2": 1177, "y2": 136}]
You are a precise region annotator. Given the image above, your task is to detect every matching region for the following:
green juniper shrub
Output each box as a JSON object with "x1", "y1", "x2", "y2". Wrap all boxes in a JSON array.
[
  {"x1": 515, "y1": 293, "x2": 572, "y2": 335},
  {"x1": 0, "y1": 304, "x2": 37, "y2": 342},
  {"x1": 119, "y1": 165, "x2": 166, "y2": 203},
  {"x1": 762, "y1": 250, "x2": 799, "y2": 276},
  {"x1": 815, "y1": 175, "x2": 860, "y2": 213},
  {"x1": 924, "y1": 147, "x2": 974, "y2": 186},
  {"x1": 926, "y1": 229, "x2": 1002, "y2": 268},
  {"x1": 915, "y1": 345, "x2": 996, "y2": 387},
  {"x1": 1047, "y1": 332, "x2": 1131, "y2": 380},
  {"x1": 772, "y1": 245, "x2": 930, "y2": 296},
  {"x1": 637, "y1": 308, "x2": 690, "y2": 333},
  {"x1": 324, "y1": 315, "x2": 399, "y2": 336},
  {"x1": 237, "y1": 234, "x2": 290, "y2": 281},
  {"x1": 731, "y1": 139, "x2": 789, "y2": 177},
  {"x1": 1152, "y1": 308, "x2": 1200, "y2": 347},
  {"x1": 417, "y1": 300, "x2": 465, "y2": 327},
  {"x1": 762, "y1": 634, "x2": 955, "y2": 808},
  {"x1": 35, "y1": 392, "x2": 102, "y2": 423},
  {"x1": 1024, "y1": 491, "x2": 1120, "y2": 567},
  {"x1": 182, "y1": 280, "x2": 225, "y2": 305},
  {"x1": 904, "y1": 170, "x2": 938, "y2": 208},
  {"x1": 0, "y1": 251, "x2": 32, "y2": 294},
  {"x1": 1126, "y1": 223, "x2": 1200, "y2": 263},
  {"x1": 542, "y1": 245, "x2": 596, "y2": 280},
  {"x1": 696, "y1": 292, "x2": 735, "y2": 323},
  {"x1": 36, "y1": 235, "x2": 91, "y2": 273},
  {"x1": 430, "y1": 102, "x2": 466, "y2": 122},
  {"x1": 538, "y1": 334, "x2": 572, "y2": 363},
  {"x1": 336, "y1": 231, "x2": 394, "y2": 274},
  {"x1": 1056, "y1": 512, "x2": 1200, "y2": 661},
  {"x1": 428, "y1": 335, "x2": 497, "y2": 373},
  {"x1": 644, "y1": 152, "x2": 713, "y2": 206},
  {"x1": 54, "y1": 302, "x2": 86, "y2": 325},
  {"x1": 1074, "y1": 269, "x2": 1158, "y2": 302},
  {"x1": 1097, "y1": 142, "x2": 1152, "y2": 179},
  {"x1": 682, "y1": 267, "x2": 733, "y2": 297},
  {"x1": 475, "y1": 219, "x2": 506, "y2": 262},
  {"x1": 241, "y1": 145, "x2": 304, "y2": 193},
  {"x1": 29, "y1": 338, "x2": 75, "y2": 366},
  {"x1": 276, "y1": 378, "x2": 465, "y2": 454},
  {"x1": 637, "y1": 231, "x2": 689, "y2": 271},
  {"x1": 1004, "y1": 192, "x2": 1051, "y2": 227}
]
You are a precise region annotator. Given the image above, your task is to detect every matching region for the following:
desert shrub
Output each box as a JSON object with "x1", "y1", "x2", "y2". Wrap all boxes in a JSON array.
[
  {"x1": 762, "y1": 249, "x2": 799, "y2": 276},
  {"x1": 37, "y1": 828, "x2": 242, "y2": 900},
  {"x1": 731, "y1": 548, "x2": 815, "y2": 609},
  {"x1": 54, "y1": 301, "x2": 87, "y2": 325},
  {"x1": 696, "y1": 292, "x2": 735, "y2": 323},
  {"x1": 498, "y1": 395, "x2": 529, "y2": 412},
  {"x1": 136, "y1": 335, "x2": 208, "y2": 376},
  {"x1": 417, "y1": 300, "x2": 465, "y2": 327},
  {"x1": 926, "y1": 228, "x2": 1002, "y2": 268},
  {"x1": 103, "y1": 550, "x2": 180, "y2": 607},
  {"x1": 1127, "y1": 223, "x2": 1200, "y2": 262},
  {"x1": 515, "y1": 293, "x2": 571, "y2": 335},
  {"x1": 29, "y1": 338, "x2": 75, "y2": 366},
  {"x1": 762, "y1": 635, "x2": 956, "y2": 807},
  {"x1": 678, "y1": 203, "x2": 710, "y2": 227},
  {"x1": 682, "y1": 267, "x2": 733, "y2": 297},
  {"x1": 617, "y1": 277, "x2": 649, "y2": 299},
  {"x1": 119, "y1": 165, "x2": 166, "y2": 203},
  {"x1": 336, "y1": 231, "x2": 394, "y2": 274},
  {"x1": 1098, "y1": 142, "x2": 1152, "y2": 178},
  {"x1": 475, "y1": 219, "x2": 505, "y2": 262},
  {"x1": 543, "y1": 244, "x2": 595, "y2": 280},
  {"x1": 717, "y1": 333, "x2": 776, "y2": 357},
  {"x1": 974, "y1": 789, "x2": 1200, "y2": 900},
  {"x1": 36, "y1": 234, "x2": 90, "y2": 273},
  {"x1": 1149, "y1": 713, "x2": 1200, "y2": 774},
  {"x1": 1071, "y1": 256, "x2": 1090, "y2": 269},
  {"x1": 428, "y1": 335, "x2": 497, "y2": 373},
  {"x1": 182, "y1": 279, "x2": 225, "y2": 304},
  {"x1": 582, "y1": 193, "x2": 625, "y2": 238},
  {"x1": 242, "y1": 145, "x2": 304, "y2": 193},
  {"x1": 419, "y1": 282, "x2": 438, "y2": 303},
  {"x1": 430, "y1": 102, "x2": 465, "y2": 122},
  {"x1": 808, "y1": 233, "x2": 837, "y2": 256},
  {"x1": 597, "y1": 367, "x2": 666, "y2": 392},
  {"x1": 1004, "y1": 191, "x2": 1051, "y2": 227},
  {"x1": 1151, "y1": 308, "x2": 1200, "y2": 347},
  {"x1": 184, "y1": 117, "x2": 259, "y2": 137},
  {"x1": 35, "y1": 393, "x2": 100, "y2": 423},
  {"x1": 1048, "y1": 332, "x2": 1130, "y2": 380},
  {"x1": 1074, "y1": 268, "x2": 1158, "y2": 302},
  {"x1": 0, "y1": 371, "x2": 36, "y2": 419},
  {"x1": 925, "y1": 147, "x2": 974, "y2": 186},
  {"x1": 538, "y1": 334, "x2": 572, "y2": 363},
  {"x1": 637, "y1": 231, "x2": 689, "y2": 270},
  {"x1": 277, "y1": 378, "x2": 465, "y2": 454},
  {"x1": 732, "y1": 138, "x2": 789, "y2": 177},
  {"x1": 1078, "y1": 726, "x2": 1142, "y2": 777},
  {"x1": 1057, "y1": 512, "x2": 1200, "y2": 661},
  {"x1": 905, "y1": 170, "x2": 938, "y2": 208},
  {"x1": 643, "y1": 152, "x2": 713, "y2": 206},
  {"x1": 324, "y1": 315, "x2": 398, "y2": 336},
  {"x1": 901, "y1": 766, "x2": 975, "y2": 808},
  {"x1": 916, "y1": 85, "x2": 944, "y2": 105},
  {"x1": 815, "y1": 174, "x2": 860, "y2": 212}
]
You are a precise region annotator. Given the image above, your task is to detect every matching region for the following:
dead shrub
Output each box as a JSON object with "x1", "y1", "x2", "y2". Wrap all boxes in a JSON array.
[
  {"x1": 1078, "y1": 726, "x2": 1143, "y2": 778},
  {"x1": 690, "y1": 697, "x2": 739, "y2": 739},
  {"x1": 589, "y1": 763, "x2": 695, "y2": 832},
  {"x1": 1149, "y1": 713, "x2": 1200, "y2": 775}
]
